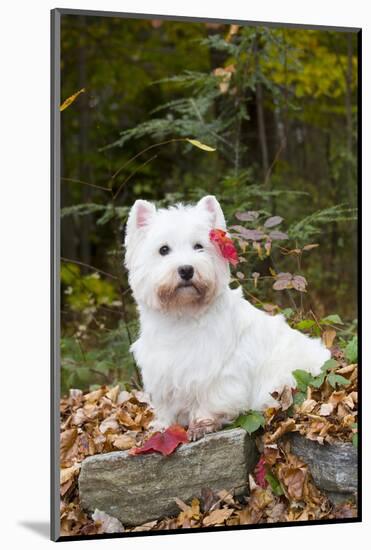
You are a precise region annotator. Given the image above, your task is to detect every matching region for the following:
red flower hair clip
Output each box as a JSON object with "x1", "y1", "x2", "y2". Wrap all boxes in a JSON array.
[{"x1": 209, "y1": 228, "x2": 238, "y2": 266}]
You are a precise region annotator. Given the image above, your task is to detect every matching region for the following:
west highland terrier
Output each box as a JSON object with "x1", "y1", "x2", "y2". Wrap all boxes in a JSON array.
[{"x1": 124, "y1": 195, "x2": 330, "y2": 440}]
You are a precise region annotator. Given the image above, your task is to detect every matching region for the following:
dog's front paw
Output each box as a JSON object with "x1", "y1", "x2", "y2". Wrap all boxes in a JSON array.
[
  {"x1": 148, "y1": 418, "x2": 170, "y2": 433},
  {"x1": 187, "y1": 418, "x2": 222, "y2": 442}
]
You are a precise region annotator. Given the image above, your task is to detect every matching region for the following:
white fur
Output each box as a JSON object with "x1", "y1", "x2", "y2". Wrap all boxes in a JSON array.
[{"x1": 124, "y1": 195, "x2": 330, "y2": 429}]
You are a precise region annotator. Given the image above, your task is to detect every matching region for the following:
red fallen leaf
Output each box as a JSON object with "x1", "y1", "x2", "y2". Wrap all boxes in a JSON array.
[
  {"x1": 129, "y1": 424, "x2": 189, "y2": 456},
  {"x1": 254, "y1": 455, "x2": 268, "y2": 488},
  {"x1": 210, "y1": 229, "x2": 239, "y2": 266}
]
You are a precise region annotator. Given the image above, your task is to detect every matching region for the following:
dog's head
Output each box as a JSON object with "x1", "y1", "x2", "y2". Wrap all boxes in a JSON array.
[{"x1": 124, "y1": 195, "x2": 231, "y2": 315}]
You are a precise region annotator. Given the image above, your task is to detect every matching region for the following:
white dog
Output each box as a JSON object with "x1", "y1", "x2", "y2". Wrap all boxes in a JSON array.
[{"x1": 124, "y1": 195, "x2": 330, "y2": 440}]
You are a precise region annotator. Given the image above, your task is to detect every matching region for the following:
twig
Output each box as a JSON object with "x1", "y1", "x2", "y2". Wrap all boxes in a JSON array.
[
  {"x1": 263, "y1": 139, "x2": 286, "y2": 186},
  {"x1": 189, "y1": 98, "x2": 233, "y2": 151},
  {"x1": 76, "y1": 338, "x2": 86, "y2": 363},
  {"x1": 97, "y1": 305, "x2": 126, "y2": 316},
  {"x1": 242, "y1": 289, "x2": 267, "y2": 308},
  {"x1": 61, "y1": 177, "x2": 113, "y2": 194},
  {"x1": 310, "y1": 309, "x2": 322, "y2": 333},
  {"x1": 113, "y1": 153, "x2": 158, "y2": 201},
  {"x1": 108, "y1": 137, "x2": 188, "y2": 189},
  {"x1": 208, "y1": 483, "x2": 247, "y2": 513},
  {"x1": 61, "y1": 256, "x2": 118, "y2": 280},
  {"x1": 89, "y1": 368, "x2": 111, "y2": 384}
]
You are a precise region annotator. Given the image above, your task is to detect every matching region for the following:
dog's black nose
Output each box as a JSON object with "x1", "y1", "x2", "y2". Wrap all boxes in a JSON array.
[{"x1": 178, "y1": 265, "x2": 194, "y2": 281}]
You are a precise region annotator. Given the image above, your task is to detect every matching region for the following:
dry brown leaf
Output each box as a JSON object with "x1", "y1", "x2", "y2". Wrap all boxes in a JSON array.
[
  {"x1": 299, "y1": 399, "x2": 317, "y2": 414},
  {"x1": 341, "y1": 414, "x2": 356, "y2": 428},
  {"x1": 200, "y1": 487, "x2": 219, "y2": 513},
  {"x1": 69, "y1": 388, "x2": 83, "y2": 406},
  {"x1": 131, "y1": 520, "x2": 158, "y2": 532},
  {"x1": 319, "y1": 403, "x2": 334, "y2": 416},
  {"x1": 264, "y1": 407, "x2": 279, "y2": 425},
  {"x1": 93, "y1": 433, "x2": 106, "y2": 451},
  {"x1": 99, "y1": 416, "x2": 119, "y2": 434},
  {"x1": 175, "y1": 497, "x2": 191, "y2": 513},
  {"x1": 112, "y1": 434, "x2": 136, "y2": 450},
  {"x1": 71, "y1": 408, "x2": 87, "y2": 426},
  {"x1": 92, "y1": 509, "x2": 124, "y2": 534},
  {"x1": 60, "y1": 478, "x2": 74, "y2": 497},
  {"x1": 341, "y1": 396, "x2": 355, "y2": 410},
  {"x1": 266, "y1": 418, "x2": 296, "y2": 442},
  {"x1": 117, "y1": 390, "x2": 131, "y2": 404},
  {"x1": 60, "y1": 427, "x2": 78, "y2": 466},
  {"x1": 202, "y1": 507, "x2": 234, "y2": 526},
  {"x1": 279, "y1": 464, "x2": 307, "y2": 500},
  {"x1": 237, "y1": 507, "x2": 257, "y2": 524},
  {"x1": 306, "y1": 433, "x2": 324, "y2": 444},
  {"x1": 117, "y1": 409, "x2": 138, "y2": 428},
  {"x1": 106, "y1": 385, "x2": 120, "y2": 403},
  {"x1": 333, "y1": 502, "x2": 358, "y2": 518},
  {"x1": 337, "y1": 403, "x2": 351, "y2": 418},
  {"x1": 84, "y1": 388, "x2": 105, "y2": 404},
  {"x1": 263, "y1": 444, "x2": 280, "y2": 466},
  {"x1": 213, "y1": 65, "x2": 235, "y2": 93},
  {"x1": 336, "y1": 364, "x2": 356, "y2": 374},
  {"x1": 350, "y1": 391, "x2": 358, "y2": 403},
  {"x1": 322, "y1": 329, "x2": 336, "y2": 349},
  {"x1": 328, "y1": 390, "x2": 347, "y2": 406},
  {"x1": 176, "y1": 498, "x2": 200, "y2": 525},
  {"x1": 83, "y1": 402, "x2": 99, "y2": 419},
  {"x1": 132, "y1": 390, "x2": 151, "y2": 404},
  {"x1": 60, "y1": 463, "x2": 81, "y2": 484},
  {"x1": 266, "y1": 501, "x2": 287, "y2": 523},
  {"x1": 249, "y1": 486, "x2": 275, "y2": 511},
  {"x1": 277, "y1": 385, "x2": 293, "y2": 411},
  {"x1": 217, "y1": 489, "x2": 235, "y2": 505}
]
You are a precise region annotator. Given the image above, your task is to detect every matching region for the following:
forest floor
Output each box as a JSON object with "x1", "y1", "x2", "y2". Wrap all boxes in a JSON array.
[{"x1": 60, "y1": 348, "x2": 358, "y2": 536}]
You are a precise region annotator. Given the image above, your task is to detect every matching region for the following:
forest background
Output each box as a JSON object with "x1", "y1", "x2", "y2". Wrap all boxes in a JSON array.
[{"x1": 60, "y1": 15, "x2": 358, "y2": 394}]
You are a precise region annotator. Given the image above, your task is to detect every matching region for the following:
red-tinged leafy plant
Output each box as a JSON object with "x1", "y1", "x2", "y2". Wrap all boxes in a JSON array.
[
  {"x1": 254, "y1": 455, "x2": 268, "y2": 489},
  {"x1": 210, "y1": 228, "x2": 239, "y2": 266},
  {"x1": 129, "y1": 424, "x2": 189, "y2": 456}
]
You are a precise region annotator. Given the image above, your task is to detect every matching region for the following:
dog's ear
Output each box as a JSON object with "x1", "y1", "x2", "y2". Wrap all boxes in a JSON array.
[
  {"x1": 196, "y1": 195, "x2": 226, "y2": 229},
  {"x1": 128, "y1": 199, "x2": 156, "y2": 229},
  {"x1": 124, "y1": 200, "x2": 156, "y2": 266},
  {"x1": 126, "y1": 199, "x2": 156, "y2": 237}
]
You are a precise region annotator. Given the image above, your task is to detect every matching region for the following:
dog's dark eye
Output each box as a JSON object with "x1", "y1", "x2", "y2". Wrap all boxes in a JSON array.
[
  {"x1": 194, "y1": 243, "x2": 203, "y2": 250},
  {"x1": 159, "y1": 245, "x2": 171, "y2": 256}
]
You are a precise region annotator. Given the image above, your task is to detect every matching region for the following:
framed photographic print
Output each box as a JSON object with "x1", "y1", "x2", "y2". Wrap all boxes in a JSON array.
[{"x1": 51, "y1": 8, "x2": 361, "y2": 541}]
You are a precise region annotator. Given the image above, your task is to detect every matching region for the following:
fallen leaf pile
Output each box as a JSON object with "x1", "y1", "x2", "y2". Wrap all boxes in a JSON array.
[
  {"x1": 59, "y1": 352, "x2": 358, "y2": 536},
  {"x1": 60, "y1": 386, "x2": 153, "y2": 511},
  {"x1": 263, "y1": 358, "x2": 358, "y2": 447}
]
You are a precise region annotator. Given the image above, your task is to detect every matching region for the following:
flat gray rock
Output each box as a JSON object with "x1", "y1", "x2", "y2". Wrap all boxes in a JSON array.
[
  {"x1": 289, "y1": 433, "x2": 358, "y2": 497},
  {"x1": 79, "y1": 428, "x2": 257, "y2": 526}
]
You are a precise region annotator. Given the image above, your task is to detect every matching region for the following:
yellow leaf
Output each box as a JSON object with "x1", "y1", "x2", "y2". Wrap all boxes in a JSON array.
[
  {"x1": 60, "y1": 88, "x2": 86, "y2": 112},
  {"x1": 225, "y1": 24, "x2": 240, "y2": 42},
  {"x1": 186, "y1": 139, "x2": 216, "y2": 152}
]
